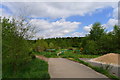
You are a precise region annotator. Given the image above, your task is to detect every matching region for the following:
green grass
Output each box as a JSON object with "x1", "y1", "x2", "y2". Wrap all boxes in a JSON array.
[
  {"x1": 60, "y1": 51, "x2": 100, "y2": 58},
  {"x1": 67, "y1": 58, "x2": 120, "y2": 80},
  {"x1": 33, "y1": 49, "x2": 100, "y2": 58},
  {"x1": 33, "y1": 50, "x2": 99, "y2": 58},
  {"x1": 2, "y1": 58, "x2": 50, "y2": 79},
  {"x1": 33, "y1": 51, "x2": 58, "y2": 58}
]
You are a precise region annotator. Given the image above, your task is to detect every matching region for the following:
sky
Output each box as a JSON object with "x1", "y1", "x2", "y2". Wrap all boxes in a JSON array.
[{"x1": 0, "y1": 1, "x2": 119, "y2": 39}]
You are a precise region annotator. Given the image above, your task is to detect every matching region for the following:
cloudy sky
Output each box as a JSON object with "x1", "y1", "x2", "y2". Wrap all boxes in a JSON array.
[{"x1": 0, "y1": 1, "x2": 119, "y2": 39}]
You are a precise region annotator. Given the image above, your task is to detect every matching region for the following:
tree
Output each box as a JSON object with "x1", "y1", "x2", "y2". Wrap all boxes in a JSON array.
[
  {"x1": 2, "y1": 17, "x2": 33, "y2": 77},
  {"x1": 89, "y1": 22, "x2": 105, "y2": 41},
  {"x1": 98, "y1": 33, "x2": 115, "y2": 53},
  {"x1": 34, "y1": 39, "x2": 48, "y2": 52},
  {"x1": 83, "y1": 40, "x2": 98, "y2": 54},
  {"x1": 113, "y1": 25, "x2": 120, "y2": 53}
]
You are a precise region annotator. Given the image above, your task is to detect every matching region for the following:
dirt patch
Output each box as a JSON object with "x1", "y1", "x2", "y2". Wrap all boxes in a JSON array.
[
  {"x1": 36, "y1": 55, "x2": 49, "y2": 62},
  {"x1": 90, "y1": 53, "x2": 120, "y2": 66}
]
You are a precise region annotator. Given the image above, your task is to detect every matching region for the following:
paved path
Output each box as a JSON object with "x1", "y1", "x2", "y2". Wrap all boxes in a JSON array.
[{"x1": 48, "y1": 58, "x2": 108, "y2": 78}]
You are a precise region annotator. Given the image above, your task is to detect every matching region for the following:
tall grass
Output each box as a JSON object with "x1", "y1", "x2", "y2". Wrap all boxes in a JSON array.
[{"x1": 3, "y1": 58, "x2": 50, "y2": 79}]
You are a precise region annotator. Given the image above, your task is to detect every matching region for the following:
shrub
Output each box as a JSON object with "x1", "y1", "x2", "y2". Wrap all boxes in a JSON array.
[{"x1": 83, "y1": 40, "x2": 99, "y2": 54}]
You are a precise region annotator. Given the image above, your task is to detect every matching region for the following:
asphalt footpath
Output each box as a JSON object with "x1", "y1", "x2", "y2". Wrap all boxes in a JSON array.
[{"x1": 48, "y1": 58, "x2": 108, "y2": 78}]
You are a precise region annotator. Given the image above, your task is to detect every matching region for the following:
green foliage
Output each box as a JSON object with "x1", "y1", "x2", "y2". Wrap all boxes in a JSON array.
[
  {"x1": 83, "y1": 40, "x2": 98, "y2": 54},
  {"x1": 49, "y1": 42, "x2": 54, "y2": 49},
  {"x1": 2, "y1": 17, "x2": 33, "y2": 76},
  {"x1": 34, "y1": 39, "x2": 48, "y2": 52},
  {"x1": 30, "y1": 22, "x2": 119, "y2": 55},
  {"x1": 60, "y1": 51, "x2": 99, "y2": 58},
  {"x1": 98, "y1": 34, "x2": 115, "y2": 53},
  {"x1": 113, "y1": 25, "x2": 120, "y2": 53},
  {"x1": 45, "y1": 37, "x2": 83, "y2": 49},
  {"x1": 89, "y1": 22, "x2": 105, "y2": 41},
  {"x1": 33, "y1": 51, "x2": 58, "y2": 58},
  {"x1": 0, "y1": 17, "x2": 2, "y2": 79},
  {"x1": 81, "y1": 22, "x2": 120, "y2": 54},
  {"x1": 3, "y1": 58, "x2": 50, "y2": 79},
  {"x1": 2, "y1": 17, "x2": 50, "y2": 78}
]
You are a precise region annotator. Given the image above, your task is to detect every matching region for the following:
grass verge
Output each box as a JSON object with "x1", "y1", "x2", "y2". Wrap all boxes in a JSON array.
[
  {"x1": 60, "y1": 51, "x2": 100, "y2": 58},
  {"x1": 33, "y1": 50, "x2": 100, "y2": 58},
  {"x1": 2, "y1": 58, "x2": 50, "y2": 79},
  {"x1": 33, "y1": 51, "x2": 58, "y2": 58}
]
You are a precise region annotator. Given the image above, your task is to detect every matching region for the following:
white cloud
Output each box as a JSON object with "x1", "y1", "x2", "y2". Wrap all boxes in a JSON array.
[
  {"x1": 83, "y1": 18, "x2": 118, "y2": 33},
  {"x1": 83, "y1": 2, "x2": 118, "y2": 33},
  {"x1": 83, "y1": 24, "x2": 92, "y2": 32},
  {"x1": 113, "y1": 7, "x2": 118, "y2": 19},
  {"x1": 30, "y1": 18, "x2": 81, "y2": 39},
  {"x1": 2, "y1": 2, "x2": 117, "y2": 18},
  {"x1": 70, "y1": 32, "x2": 85, "y2": 37},
  {"x1": 103, "y1": 18, "x2": 118, "y2": 28},
  {"x1": 83, "y1": 18, "x2": 118, "y2": 34},
  {"x1": 2, "y1": 0, "x2": 120, "y2": 2},
  {"x1": 1, "y1": 2, "x2": 119, "y2": 38}
]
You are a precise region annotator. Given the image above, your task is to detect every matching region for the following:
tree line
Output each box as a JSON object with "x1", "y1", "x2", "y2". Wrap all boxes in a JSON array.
[{"x1": 32, "y1": 23, "x2": 120, "y2": 55}]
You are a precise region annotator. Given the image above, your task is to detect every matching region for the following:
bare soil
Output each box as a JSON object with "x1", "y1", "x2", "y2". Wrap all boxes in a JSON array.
[
  {"x1": 91, "y1": 53, "x2": 120, "y2": 65},
  {"x1": 36, "y1": 55, "x2": 49, "y2": 62}
]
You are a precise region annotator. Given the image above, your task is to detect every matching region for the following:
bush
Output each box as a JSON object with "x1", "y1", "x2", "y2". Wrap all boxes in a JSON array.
[
  {"x1": 83, "y1": 40, "x2": 99, "y2": 54},
  {"x1": 33, "y1": 39, "x2": 48, "y2": 52},
  {"x1": 114, "y1": 49, "x2": 120, "y2": 54},
  {"x1": 31, "y1": 54, "x2": 36, "y2": 59}
]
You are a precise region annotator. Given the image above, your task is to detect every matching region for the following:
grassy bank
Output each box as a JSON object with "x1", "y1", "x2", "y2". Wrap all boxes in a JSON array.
[
  {"x1": 3, "y1": 58, "x2": 50, "y2": 79},
  {"x1": 33, "y1": 50, "x2": 100, "y2": 58},
  {"x1": 60, "y1": 51, "x2": 100, "y2": 58},
  {"x1": 33, "y1": 51, "x2": 58, "y2": 58}
]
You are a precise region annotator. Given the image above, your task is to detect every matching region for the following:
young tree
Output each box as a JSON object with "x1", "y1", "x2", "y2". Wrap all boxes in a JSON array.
[
  {"x1": 2, "y1": 17, "x2": 34, "y2": 77},
  {"x1": 34, "y1": 39, "x2": 48, "y2": 52},
  {"x1": 88, "y1": 22, "x2": 105, "y2": 41}
]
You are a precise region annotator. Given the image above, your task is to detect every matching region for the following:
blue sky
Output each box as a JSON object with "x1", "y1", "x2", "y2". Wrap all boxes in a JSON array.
[
  {"x1": 66, "y1": 7, "x2": 113, "y2": 25},
  {"x1": 66, "y1": 7, "x2": 114, "y2": 33},
  {"x1": 0, "y1": 4, "x2": 12, "y2": 15},
  {"x1": 0, "y1": 2, "x2": 118, "y2": 39}
]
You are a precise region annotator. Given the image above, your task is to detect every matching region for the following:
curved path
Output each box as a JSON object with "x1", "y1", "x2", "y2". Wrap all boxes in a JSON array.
[{"x1": 48, "y1": 58, "x2": 108, "y2": 78}]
